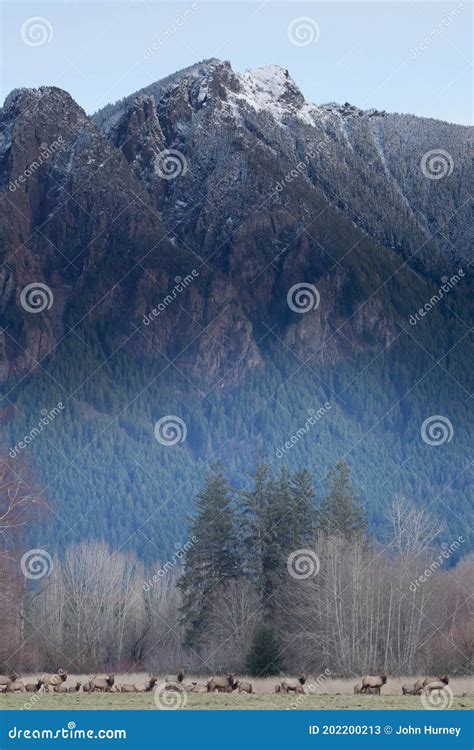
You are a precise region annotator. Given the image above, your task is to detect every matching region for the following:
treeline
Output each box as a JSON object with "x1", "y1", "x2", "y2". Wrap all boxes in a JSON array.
[{"x1": 3, "y1": 458, "x2": 473, "y2": 677}]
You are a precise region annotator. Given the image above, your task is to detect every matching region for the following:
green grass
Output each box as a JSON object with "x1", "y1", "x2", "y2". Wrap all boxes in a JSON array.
[{"x1": 1, "y1": 693, "x2": 472, "y2": 711}]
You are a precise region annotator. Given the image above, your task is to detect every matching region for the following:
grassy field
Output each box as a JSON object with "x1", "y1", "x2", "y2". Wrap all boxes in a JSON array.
[{"x1": 1, "y1": 676, "x2": 472, "y2": 710}]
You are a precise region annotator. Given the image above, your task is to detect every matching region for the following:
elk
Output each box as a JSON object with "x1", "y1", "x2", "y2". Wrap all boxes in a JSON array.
[
  {"x1": 40, "y1": 669, "x2": 68, "y2": 691},
  {"x1": 237, "y1": 681, "x2": 254, "y2": 694},
  {"x1": 422, "y1": 679, "x2": 451, "y2": 695},
  {"x1": 414, "y1": 675, "x2": 448, "y2": 695},
  {"x1": 89, "y1": 674, "x2": 115, "y2": 692},
  {"x1": 361, "y1": 672, "x2": 388, "y2": 694},
  {"x1": 207, "y1": 673, "x2": 238, "y2": 693},
  {"x1": 54, "y1": 684, "x2": 69, "y2": 693},
  {"x1": 0, "y1": 672, "x2": 18, "y2": 689},
  {"x1": 68, "y1": 682, "x2": 82, "y2": 693},
  {"x1": 25, "y1": 680, "x2": 43, "y2": 693},
  {"x1": 280, "y1": 674, "x2": 307, "y2": 694},
  {"x1": 8, "y1": 679, "x2": 26, "y2": 693},
  {"x1": 274, "y1": 684, "x2": 282, "y2": 693},
  {"x1": 143, "y1": 675, "x2": 157, "y2": 692},
  {"x1": 120, "y1": 684, "x2": 138, "y2": 692},
  {"x1": 353, "y1": 682, "x2": 362, "y2": 694},
  {"x1": 165, "y1": 668, "x2": 185, "y2": 684},
  {"x1": 402, "y1": 684, "x2": 416, "y2": 695}
]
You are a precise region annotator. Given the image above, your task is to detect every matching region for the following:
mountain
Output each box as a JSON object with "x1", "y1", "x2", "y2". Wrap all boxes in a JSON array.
[{"x1": 0, "y1": 60, "x2": 472, "y2": 562}]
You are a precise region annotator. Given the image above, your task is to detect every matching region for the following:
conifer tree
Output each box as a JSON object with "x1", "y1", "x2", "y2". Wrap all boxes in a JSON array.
[
  {"x1": 245, "y1": 624, "x2": 284, "y2": 677},
  {"x1": 318, "y1": 460, "x2": 367, "y2": 539},
  {"x1": 178, "y1": 463, "x2": 241, "y2": 647}
]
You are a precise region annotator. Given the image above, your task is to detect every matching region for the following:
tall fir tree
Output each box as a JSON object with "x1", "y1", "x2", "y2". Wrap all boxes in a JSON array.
[
  {"x1": 290, "y1": 468, "x2": 317, "y2": 544},
  {"x1": 317, "y1": 460, "x2": 367, "y2": 539},
  {"x1": 245, "y1": 624, "x2": 284, "y2": 677},
  {"x1": 178, "y1": 463, "x2": 241, "y2": 647}
]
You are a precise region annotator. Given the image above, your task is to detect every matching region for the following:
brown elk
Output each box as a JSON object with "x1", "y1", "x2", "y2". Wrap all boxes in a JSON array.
[
  {"x1": 274, "y1": 684, "x2": 282, "y2": 693},
  {"x1": 207, "y1": 673, "x2": 238, "y2": 693},
  {"x1": 89, "y1": 674, "x2": 115, "y2": 692},
  {"x1": 414, "y1": 675, "x2": 449, "y2": 695},
  {"x1": 353, "y1": 682, "x2": 362, "y2": 694},
  {"x1": 422, "y1": 679, "x2": 451, "y2": 695},
  {"x1": 143, "y1": 675, "x2": 157, "y2": 692},
  {"x1": 54, "y1": 684, "x2": 69, "y2": 693},
  {"x1": 40, "y1": 669, "x2": 68, "y2": 691},
  {"x1": 0, "y1": 672, "x2": 18, "y2": 690},
  {"x1": 8, "y1": 679, "x2": 26, "y2": 693},
  {"x1": 361, "y1": 672, "x2": 388, "y2": 694},
  {"x1": 165, "y1": 668, "x2": 185, "y2": 684},
  {"x1": 237, "y1": 681, "x2": 254, "y2": 694},
  {"x1": 120, "y1": 684, "x2": 137, "y2": 692},
  {"x1": 67, "y1": 682, "x2": 82, "y2": 693},
  {"x1": 25, "y1": 680, "x2": 43, "y2": 693},
  {"x1": 280, "y1": 674, "x2": 307, "y2": 694}
]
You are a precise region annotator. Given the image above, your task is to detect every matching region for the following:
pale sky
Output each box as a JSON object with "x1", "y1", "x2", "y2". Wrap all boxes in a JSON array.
[{"x1": 1, "y1": 1, "x2": 472, "y2": 124}]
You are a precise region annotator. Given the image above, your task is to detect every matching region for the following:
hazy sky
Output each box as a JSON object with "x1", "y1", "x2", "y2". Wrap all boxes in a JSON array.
[{"x1": 1, "y1": 1, "x2": 471, "y2": 124}]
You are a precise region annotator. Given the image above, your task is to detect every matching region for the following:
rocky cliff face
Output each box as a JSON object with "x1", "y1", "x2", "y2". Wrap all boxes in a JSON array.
[
  {"x1": 0, "y1": 81, "x2": 263, "y2": 385},
  {"x1": 0, "y1": 59, "x2": 471, "y2": 386}
]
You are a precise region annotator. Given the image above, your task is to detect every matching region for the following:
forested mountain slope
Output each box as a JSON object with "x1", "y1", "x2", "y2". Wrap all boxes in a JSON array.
[{"x1": 0, "y1": 60, "x2": 472, "y2": 562}]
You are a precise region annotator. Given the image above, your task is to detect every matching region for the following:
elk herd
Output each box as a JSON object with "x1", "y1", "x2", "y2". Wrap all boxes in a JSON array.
[{"x1": 0, "y1": 668, "x2": 453, "y2": 698}]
